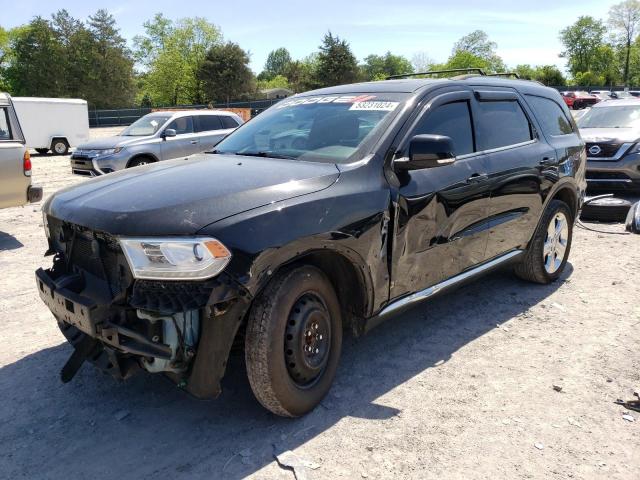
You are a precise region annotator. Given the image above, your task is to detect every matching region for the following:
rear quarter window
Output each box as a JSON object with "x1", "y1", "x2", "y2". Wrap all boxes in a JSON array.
[
  {"x1": 220, "y1": 116, "x2": 239, "y2": 129},
  {"x1": 525, "y1": 95, "x2": 573, "y2": 136},
  {"x1": 0, "y1": 108, "x2": 12, "y2": 140},
  {"x1": 476, "y1": 100, "x2": 532, "y2": 150}
]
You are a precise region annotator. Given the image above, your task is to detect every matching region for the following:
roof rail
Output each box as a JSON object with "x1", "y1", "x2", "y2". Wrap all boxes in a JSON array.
[
  {"x1": 386, "y1": 68, "x2": 486, "y2": 80},
  {"x1": 487, "y1": 72, "x2": 521, "y2": 79}
]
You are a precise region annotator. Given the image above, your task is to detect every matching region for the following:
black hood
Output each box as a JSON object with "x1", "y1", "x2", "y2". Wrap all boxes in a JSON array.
[{"x1": 46, "y1": 154, "x2": 340, "y2": 235}]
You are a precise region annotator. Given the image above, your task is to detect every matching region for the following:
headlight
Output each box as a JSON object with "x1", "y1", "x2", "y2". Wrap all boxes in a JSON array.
[
  {"x1": 97, "y1": 147, "x2": 123, "y2": 156},
  {"x1": 119, "y1": 237, "x2": 231, "y2": 280}
]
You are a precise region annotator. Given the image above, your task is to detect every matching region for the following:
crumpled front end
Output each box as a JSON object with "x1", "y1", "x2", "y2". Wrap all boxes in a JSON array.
[{"x1": 36, "y1": 216, "x2": 251, "y2": 399}]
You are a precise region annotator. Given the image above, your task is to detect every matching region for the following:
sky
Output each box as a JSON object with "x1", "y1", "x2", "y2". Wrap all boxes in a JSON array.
[{"x1": 1, "y1": 0, "x2": 621, "y2": 73}]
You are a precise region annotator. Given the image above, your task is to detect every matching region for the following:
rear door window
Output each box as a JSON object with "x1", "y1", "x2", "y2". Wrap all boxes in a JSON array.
[
  {"x1": 525, "y1": 95, "x2": 573, "y2": 136},
  {"x1": 195, "y1": 115, "x2": 223, "y2": 132},
  {"x1": 220, "y1": 116, "x2": 239, "y2": 129},
  {"x1": 0, "y1": 108, "x2": 12, "y2": 140},
  {"x1": 412, "y1": 101, "x2": 475, "y2": 156},
  {"x1": 476, "y1": 100, "x2": 533, "y2": 150}
]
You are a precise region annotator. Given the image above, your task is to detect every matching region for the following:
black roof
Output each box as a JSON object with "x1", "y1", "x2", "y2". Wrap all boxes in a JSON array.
[{"x1": 300, "y1": 76, "x2": 554, "y2": 98}]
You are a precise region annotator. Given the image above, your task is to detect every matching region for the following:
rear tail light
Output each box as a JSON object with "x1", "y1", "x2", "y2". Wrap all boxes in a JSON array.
[{"x1": 23, "y1": 150, "x2": 32, "y2": 176}]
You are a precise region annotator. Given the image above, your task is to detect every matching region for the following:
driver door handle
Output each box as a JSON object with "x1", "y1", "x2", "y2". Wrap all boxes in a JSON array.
[
  {"x1": 467, "y1": 173, "x2": 488, "y2": 183},
  {"x1": 190, "y1": 140, "x2": 199, "y2": 144},
  {"x1": 540, "y1": 157, "x2": 555, "y2": 166}
]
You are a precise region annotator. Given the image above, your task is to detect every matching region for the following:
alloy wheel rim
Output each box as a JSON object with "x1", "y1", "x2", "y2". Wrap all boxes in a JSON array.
[{"x1": 543, "y1": 212, "x2": 569, "y2": 274}]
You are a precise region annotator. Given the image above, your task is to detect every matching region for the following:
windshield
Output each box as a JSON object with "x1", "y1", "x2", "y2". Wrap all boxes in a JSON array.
[
  {"x1": 121, "y1": 114, "x2": 171, "y2": 136},
  {"x1": 212, "y1": 93, "x2": 408, "y2": 163},
  {"x1": 578, "y1": 105, "x2": 640, "y2": 128}
]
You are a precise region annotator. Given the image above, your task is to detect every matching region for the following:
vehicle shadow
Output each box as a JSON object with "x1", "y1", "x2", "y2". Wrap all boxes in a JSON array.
[
  {"x1": 0, "y1": 231, "x2": 24, "y2": 251},
  {"x1": 0, "y1": 264, "x2": 572, "y2": 479}
]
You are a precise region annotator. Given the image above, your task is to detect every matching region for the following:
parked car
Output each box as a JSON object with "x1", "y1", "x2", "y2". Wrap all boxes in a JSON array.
[
  {"x1": 628, "y1": 90, "x2": 640, "y2": 97},
  {"x1": 611, "y1": 91, "x2": 634, "y2": 99},
  {"x1": 561, "y1": 91, "x2": 599, "y2": 109},
  {"x1": 37, "y1": 75, "x2": 586, "y2": 416},
  {"x1": 577, "y1": 98, "x2": 640, "y2": 191},
  {"x1": 11, "y1": 97, "x2": 89, "y2": 155},
  {"x1": 0, "y1": 93, "x2": 42, "y2": 209},
  {"x1": 590, "y1": 90, "x2": 613, "y2": 101},
  {"x1": 70, "y1": 110, "x2": 243, "y2": 176}
]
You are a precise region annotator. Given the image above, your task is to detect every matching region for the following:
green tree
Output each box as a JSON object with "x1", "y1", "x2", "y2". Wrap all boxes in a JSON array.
[
  {"x1": 283, "y1": 56, "x2": 319, "y2": 92},
  {"x1": 608, "y1": 0, "x2": 640, "y2": 85},
  {"x1": 411, "y1": 51, "x2": 434, "y2": 73},
  {"x1": 559, "y1": 16, "x2": 607, "y2": 76},
  {"x1": 86, "y1": 9, "x2": 135, "y2": 108},
  {"x1": 198, "y1": 42, "x2": 254, "y2": 103},
  {"x1": 361, "y1": 52, "x2": 413, "y2": 80},
  {"x1": 514, "y1": 64, "x2": 538, "y2": 80},
  {"x1": 450, "y1": 30, "x2": 506, "y2": 72},
  {"x1": 262, "y1": 48, "x2": 292, "y2": 80},
  {"x1": 315, "y1": 32, "x2": 359, "y2": 87},
  {"x1": 535, "y1": 66, "x2": 566, "y2": 86},
  {"x1": 256, "y1": 74, "x2": 291, "y2": 92},
  {"x1": 134, "y1": 14, "x2": 222, "y2": 105},
  {"x1": 0, "y1": 26, "x2": 12, "y2": 90},
  {"x1": 5, "y1": 17, "x2": 64, "y2": 97}
]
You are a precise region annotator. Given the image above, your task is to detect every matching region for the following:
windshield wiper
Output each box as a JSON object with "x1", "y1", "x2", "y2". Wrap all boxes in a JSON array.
[{"x1": 235, "y1": 151, "x2": 297, "y2": 160}]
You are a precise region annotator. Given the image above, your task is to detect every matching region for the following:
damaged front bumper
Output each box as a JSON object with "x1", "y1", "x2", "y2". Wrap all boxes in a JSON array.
[{"x1": 35, "y1": 228, "x2": 251, "y2": 399}]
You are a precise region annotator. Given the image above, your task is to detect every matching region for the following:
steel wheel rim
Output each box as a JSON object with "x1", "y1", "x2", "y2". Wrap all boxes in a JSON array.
[
  {"x1": 54, "y1": 143, "x2": 66, "y2": 154},
  {"x1": 284, "y1": 293, "x2": 331, "y2": 387},
  {"x1": 543, "y1": 212, "x2": 569, "y2": 274}
]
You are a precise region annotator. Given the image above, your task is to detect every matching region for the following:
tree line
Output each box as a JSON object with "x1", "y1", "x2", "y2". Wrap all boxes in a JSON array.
[{"x1": 1, "y1": 2, "x2": 639, "y2": 109}]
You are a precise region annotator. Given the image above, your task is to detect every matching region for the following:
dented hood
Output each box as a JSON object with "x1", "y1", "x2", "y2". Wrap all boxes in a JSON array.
[{"x1": 46, "y1": 154, "x2": 339, "y2": 235}]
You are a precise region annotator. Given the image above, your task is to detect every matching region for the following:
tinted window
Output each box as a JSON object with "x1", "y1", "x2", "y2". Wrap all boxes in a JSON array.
[
  {"x1": 220, "y1": 116, "x2": 239, "y2": 129},
  {"x1": 195, "y1": 115, "x2": 223, "y2": 132},
  {"x1": 413, "y1": 101, "x2": 474, "y2": 156},
  {"x1": 0, "y1": 108, "x2": 11, "y2": 140},
  {"x1": 476, "y1": 100, "x2": 532, "y2": 150},
  {"x1": 526, "y1": 95, "x2": 573, "y2": 135},
  {"x1": 166, "y1": 116, "x2": 194, "y2": 135}
]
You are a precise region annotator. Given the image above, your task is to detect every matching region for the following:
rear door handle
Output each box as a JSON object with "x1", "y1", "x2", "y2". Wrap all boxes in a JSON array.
[{"x1": 467, "y1": 173, "x2": 488, "y2": 183}]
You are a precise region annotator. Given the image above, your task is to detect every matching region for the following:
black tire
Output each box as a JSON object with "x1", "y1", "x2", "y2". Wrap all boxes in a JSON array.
[
  {"x1": 127, "y1": 156, "x2": 153, "y2": 168},
  {"x1": 51, "y1": 139, "x2": 69, "y2": 155},
  {"x1": 515, "y1": 200, "x2": 573, "y2": 284},
  {"x1": 245, "y1": 265, "x2": 342, "y2": 417},
  {"x1": 573, "y1": 101, "x2": 583, "y2": 110},
  {"x1": 35, "y1": 148, "x2": 49, "y2": 155},
  {"x1": 580, "y1": 197, "x2": 632, "y2": 223}
]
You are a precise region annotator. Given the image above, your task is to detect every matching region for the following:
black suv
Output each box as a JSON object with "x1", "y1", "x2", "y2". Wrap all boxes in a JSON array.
[{"x1": 36, "y1": 72, "x2": 586, "y2": 417}]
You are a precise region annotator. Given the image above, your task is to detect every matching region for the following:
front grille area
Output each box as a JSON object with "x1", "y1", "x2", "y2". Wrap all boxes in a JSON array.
[
  {"x1": 586, "y1": 143, "x2": 623, "y2": 158},
  {"x1": 47, "y1": 217, "x2": 132, "y2": 295}
]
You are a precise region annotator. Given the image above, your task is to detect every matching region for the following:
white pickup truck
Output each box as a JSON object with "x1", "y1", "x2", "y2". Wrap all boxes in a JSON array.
[{"x1": 0, "y1": 93, "x2": 42, "y2": 209}]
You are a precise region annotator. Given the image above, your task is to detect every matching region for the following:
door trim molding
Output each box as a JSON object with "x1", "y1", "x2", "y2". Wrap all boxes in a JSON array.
[{"x1": 367, "y1": 249, "x2": 524, "y2": 332}]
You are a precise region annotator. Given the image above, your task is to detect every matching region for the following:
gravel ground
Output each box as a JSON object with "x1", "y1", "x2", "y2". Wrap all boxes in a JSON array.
[{"x1": 0, "y1": 127, "x2": 638, "y2": 479}]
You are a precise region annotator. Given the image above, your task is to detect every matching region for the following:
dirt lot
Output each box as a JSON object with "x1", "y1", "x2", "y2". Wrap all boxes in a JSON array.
[{"x1": 0, "y1": 128, "x2": 638, "y2": 479}]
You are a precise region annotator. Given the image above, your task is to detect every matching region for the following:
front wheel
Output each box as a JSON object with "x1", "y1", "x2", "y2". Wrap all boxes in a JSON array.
[
  {"x1": 515, "y1": 199, "x2": 573, "y2": 284},
  {"x1": 245, "y1": 265, "x2": 342, "y2": 417}
]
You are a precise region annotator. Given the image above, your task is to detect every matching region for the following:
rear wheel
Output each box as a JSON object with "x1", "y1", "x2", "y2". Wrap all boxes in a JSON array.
[
  {"x1": 245, "y1": 265, "x2": 342, "y2": 417},
  {"x1": 51, "y1": 139, "x2": 69, "y2": 155},
  {"x1": 515, "y1": 200, "x2": 573, "y2": 284}
]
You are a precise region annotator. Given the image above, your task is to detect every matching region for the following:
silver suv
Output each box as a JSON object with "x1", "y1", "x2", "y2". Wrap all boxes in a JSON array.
[
  {"x1": 578, "y1": 99, "x2": 640, "y2": 190},
  {"x1": 71, "y1": 110, "x2": 243, "y2": 176},
  {"x1": 0, "y1": 93, "x2": 42, "y2": 209}
]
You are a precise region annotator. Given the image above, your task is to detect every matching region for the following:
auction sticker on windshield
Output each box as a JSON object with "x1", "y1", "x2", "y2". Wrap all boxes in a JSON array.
[
  {"x1": 276, "y1": 95, "x2": 393, "y2": 108},
  {"x1": 349, "y1": 101, "x2": 399, "y2": 111}
]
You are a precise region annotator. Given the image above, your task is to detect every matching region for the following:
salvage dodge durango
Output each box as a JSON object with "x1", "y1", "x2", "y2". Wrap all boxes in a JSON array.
[{"x1": 36, "y1": 73, "x2": 586, "y2": 416}]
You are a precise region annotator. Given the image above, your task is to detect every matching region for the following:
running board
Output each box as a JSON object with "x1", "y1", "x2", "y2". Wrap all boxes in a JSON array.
[{"x1": 365, "y1": 249, "x2": 524, "y2": 333}]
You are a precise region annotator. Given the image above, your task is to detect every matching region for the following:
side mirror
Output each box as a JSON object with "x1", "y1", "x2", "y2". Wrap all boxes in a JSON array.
[
  {"x1": 162, "y1": 128, "x2": 177, "y2": 140},
  {"x1": 395, "y1": 134, "x2": 456, "y2": 171}
]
